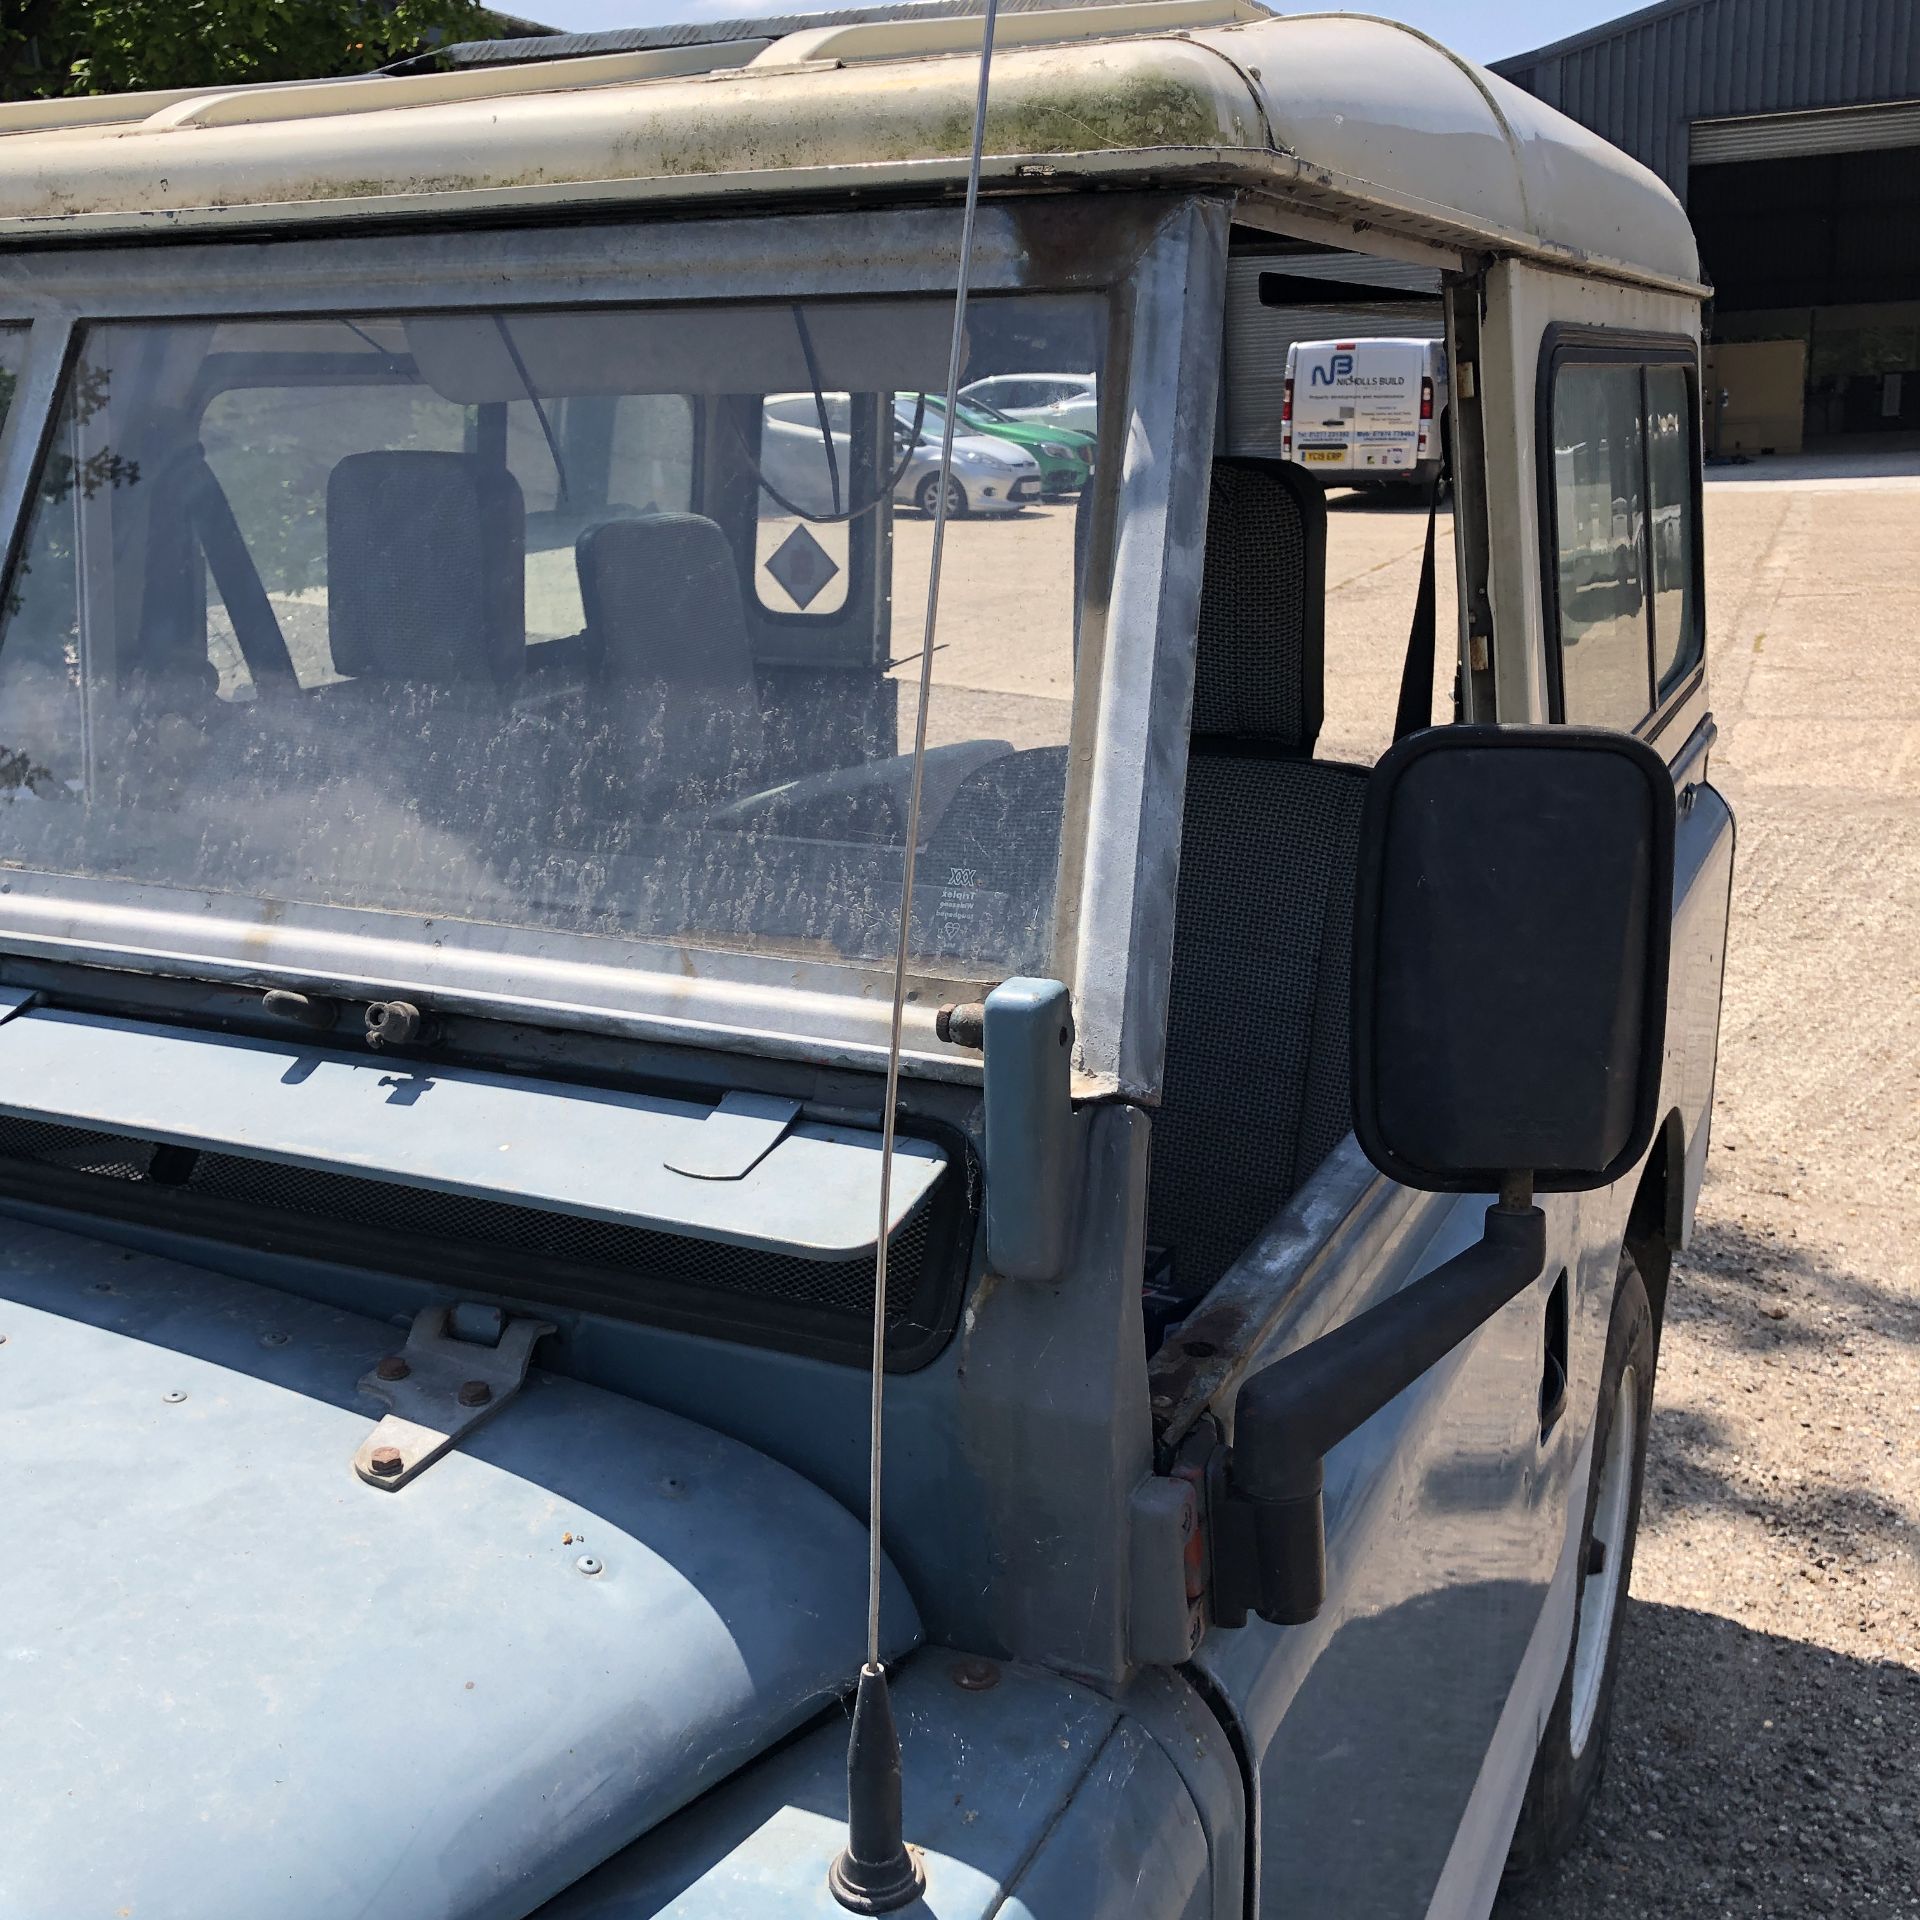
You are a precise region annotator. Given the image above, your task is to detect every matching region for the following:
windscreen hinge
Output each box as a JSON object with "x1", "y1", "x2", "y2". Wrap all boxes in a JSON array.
[{"x1": 353, "y1": 1303, "x2": 554, "y2": 1491}]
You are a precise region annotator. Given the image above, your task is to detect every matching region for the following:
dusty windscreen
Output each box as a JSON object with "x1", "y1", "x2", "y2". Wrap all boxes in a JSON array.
[{"x1": 0, "y1": 297, "x2": 1103, "y2": 979}]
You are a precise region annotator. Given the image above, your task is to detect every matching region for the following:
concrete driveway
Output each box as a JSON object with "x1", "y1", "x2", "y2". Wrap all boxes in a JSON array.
[{"x1": 1494, "y1": 456, "x2": 1920, "y2": 1916}]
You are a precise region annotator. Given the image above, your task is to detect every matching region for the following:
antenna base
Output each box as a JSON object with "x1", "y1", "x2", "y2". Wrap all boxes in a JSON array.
[
  {"x1": 827, "y1": 1845, "x2": 925, "y2": 1915},
  {"x1": 828, "y1": 1664, "x2": 927, "y2": 1914}
]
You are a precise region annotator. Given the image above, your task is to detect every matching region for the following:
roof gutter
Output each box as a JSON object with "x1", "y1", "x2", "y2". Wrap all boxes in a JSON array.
[{"x1": 0, "y1": 146, "x2": 1710, "y2": 299}]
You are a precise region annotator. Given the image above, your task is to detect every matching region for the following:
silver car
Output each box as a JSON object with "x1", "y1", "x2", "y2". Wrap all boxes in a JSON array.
[
  {"x1": 762, "y1": 392, "x2": 1042, "y2": 517},
  {"x1": 957, "y1": 370, "x2": 1099, "y2": 436}
]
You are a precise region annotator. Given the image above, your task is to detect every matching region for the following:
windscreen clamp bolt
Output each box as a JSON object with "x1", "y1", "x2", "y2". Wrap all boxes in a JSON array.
[
  {"x1": 935, "y1": 1002, "x2": 987, "y2": 1049},
  {"x1": 365, "y1": 1000, "x2": 429, "y2": 1050}
]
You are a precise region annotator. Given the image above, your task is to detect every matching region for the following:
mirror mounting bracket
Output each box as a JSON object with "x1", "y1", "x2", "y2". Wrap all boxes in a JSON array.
[{"x1": 1210, "y1": 1190, "x2": 1545, "y2": 1628}]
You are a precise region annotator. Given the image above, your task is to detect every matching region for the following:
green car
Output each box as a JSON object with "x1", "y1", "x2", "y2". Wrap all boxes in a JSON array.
[{"x1": 897, "y1": 392, "x2": 1094, "y2": 495}]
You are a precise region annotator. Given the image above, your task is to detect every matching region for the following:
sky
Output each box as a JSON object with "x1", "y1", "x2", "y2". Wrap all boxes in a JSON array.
[{"x1": 525, "y1": 0, "x2": 1630, "y2": 65}]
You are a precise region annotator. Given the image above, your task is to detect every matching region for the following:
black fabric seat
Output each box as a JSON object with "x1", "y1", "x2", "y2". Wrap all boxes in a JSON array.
[
  {"x1": 574, "y1": 513, "x2": 765, "y2": 808},
  {"x1": 327, "y1": 451, "x2": 526, "y2": 685},
  {"x1": 1146, "y1": 458, "x2": 1369, "y2": 1299},
  {"x1": 320, "y1": 451, "x2": 530, "y2": 837}
]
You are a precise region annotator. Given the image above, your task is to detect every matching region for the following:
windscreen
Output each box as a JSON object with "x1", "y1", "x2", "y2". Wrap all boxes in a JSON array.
[{"x1": 0, "y1": 297, "x2": 1104, "y2": 979}]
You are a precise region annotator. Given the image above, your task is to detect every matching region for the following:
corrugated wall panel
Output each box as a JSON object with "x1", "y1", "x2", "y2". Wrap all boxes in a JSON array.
[
  {"x1": 1693, "y1": 100, "x2": 1920, "y2": 163},
  {"x1": 1492, "y1": 0, "x2": 1920, "y2": 195}
]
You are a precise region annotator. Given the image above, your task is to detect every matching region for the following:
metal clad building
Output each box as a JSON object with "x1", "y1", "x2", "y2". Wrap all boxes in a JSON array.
[{"x1": 1495, "y1": 0, "x2": 1920, "y2": 450}]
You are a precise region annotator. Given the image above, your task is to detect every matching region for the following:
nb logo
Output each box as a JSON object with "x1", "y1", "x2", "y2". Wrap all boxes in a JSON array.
[{"x1": 1309, "y1": 354, "x2": 1354, "y2": 386}]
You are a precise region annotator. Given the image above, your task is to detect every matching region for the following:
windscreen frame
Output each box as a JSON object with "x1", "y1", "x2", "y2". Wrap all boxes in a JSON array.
[{"x1": 0, "y1": 193, "x2": 1219, "y2": 1094}]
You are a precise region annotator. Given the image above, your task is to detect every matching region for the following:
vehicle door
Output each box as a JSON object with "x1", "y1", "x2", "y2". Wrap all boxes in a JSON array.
[
  {"x1": 1152, "y1": 285, "x2": 1586, "y2": 1914},
  {"x1": 1188, "y1": 1172, "x2": 1579, "y2": 1917},
  {"x1": 1190, "y1": 291, "x2": 1730, "y2": 1920},
  {"x1": 1538, "y1": 333, "x2": 1734, "y2": 1276}
]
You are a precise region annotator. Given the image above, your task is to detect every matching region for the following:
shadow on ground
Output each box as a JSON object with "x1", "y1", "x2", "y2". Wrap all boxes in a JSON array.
[
  {"x1": 1495, "y1": 1601, "x2": 1920, "y2": 1918},
  {"x1": 1669, "y1": 1213, "x2": 1920, "y2": 1357}
]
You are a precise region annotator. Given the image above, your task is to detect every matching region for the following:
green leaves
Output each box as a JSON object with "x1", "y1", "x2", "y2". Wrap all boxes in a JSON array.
[{"x1": 0, "y1": 0, "x2": 507, "y2": 100}]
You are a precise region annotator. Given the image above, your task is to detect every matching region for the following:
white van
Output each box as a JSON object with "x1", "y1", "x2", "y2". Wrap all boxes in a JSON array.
[{"x1": 1282, "y1": 335, "x2": 1449, "y2": 489}]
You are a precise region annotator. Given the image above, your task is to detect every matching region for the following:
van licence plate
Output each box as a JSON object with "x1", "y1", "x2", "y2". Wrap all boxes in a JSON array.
[{"x1": 1302, "y1": 448, "x2": 1345, "y2": 464}]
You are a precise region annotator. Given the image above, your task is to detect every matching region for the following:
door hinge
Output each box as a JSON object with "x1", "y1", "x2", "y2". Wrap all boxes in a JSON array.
[{"x1": 353, "y1": 1304, "x2": 553, "y2": 1491}]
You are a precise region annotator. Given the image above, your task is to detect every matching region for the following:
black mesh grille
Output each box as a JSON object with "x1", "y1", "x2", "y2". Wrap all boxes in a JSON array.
[
  {"x1": 0, "y1": 1116, "x2": 157, "y2": 1182},
  {"x1": 0, "y1": 1115, "x2": 935, "y2": 1326}
]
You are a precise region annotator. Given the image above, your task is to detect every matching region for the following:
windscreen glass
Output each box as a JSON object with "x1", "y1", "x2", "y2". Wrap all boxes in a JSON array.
[
  {"x1": 0, "y1": 298, "x2": 1104, "y2": 978},
  {"x1": 0, "y1": 325, "x2": 25, "y2": 441}
]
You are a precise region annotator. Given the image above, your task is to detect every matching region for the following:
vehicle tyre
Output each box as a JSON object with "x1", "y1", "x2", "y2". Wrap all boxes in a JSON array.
[
  {"x1": 1503, "y1": 1248, "x2": 1657, "y2": 1883},
  {"x1": 914, "y1": 473, "x2": 968, "y2": 518}
]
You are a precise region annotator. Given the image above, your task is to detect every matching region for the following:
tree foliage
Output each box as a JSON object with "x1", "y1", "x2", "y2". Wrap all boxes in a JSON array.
[{"x1": 0, "y1": 0, "x2": 507, "y2": 101}]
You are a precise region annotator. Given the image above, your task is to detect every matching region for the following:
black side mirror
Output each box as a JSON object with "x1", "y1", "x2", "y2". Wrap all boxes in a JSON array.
[
  {"x1": 1351, "y1": 724, "x2": 1675, "y2": 1194},
  {"x1": 1214, "y1": 725, "x2": 1676, "y2": 1630}
]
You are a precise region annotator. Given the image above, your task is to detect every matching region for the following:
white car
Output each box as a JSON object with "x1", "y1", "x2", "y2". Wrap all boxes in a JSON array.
[
  {"x1": 761, "y1": 393, "x2": 1042, "y2": 517},
  {"x1": 958, "y1": 371, "x2": 1098, "y2": 436}
]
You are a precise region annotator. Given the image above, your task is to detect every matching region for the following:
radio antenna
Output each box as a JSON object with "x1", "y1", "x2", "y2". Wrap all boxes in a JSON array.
[{"x1": 828, "y1": 1, "x2": 999, "y2": 1909}]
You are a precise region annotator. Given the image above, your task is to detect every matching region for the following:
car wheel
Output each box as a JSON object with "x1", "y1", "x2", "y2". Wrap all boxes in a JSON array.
[
  {"x1": 914, "y1": 473, "x2": 968, "y2": 518},
  {"x1": 1503, "y1": 1247, "x2": 1657, "y2": 1883}
]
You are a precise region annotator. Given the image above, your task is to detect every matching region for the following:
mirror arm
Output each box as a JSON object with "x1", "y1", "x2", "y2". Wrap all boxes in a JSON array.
[{"x1": 1211, "y1": 1193, "x2": 1546, "y2": 1629}]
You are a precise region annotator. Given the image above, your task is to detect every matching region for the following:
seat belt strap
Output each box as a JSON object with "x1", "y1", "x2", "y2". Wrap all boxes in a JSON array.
[{"x1": 1392, "y1": 478, "x2": 1441, "y2": 743}]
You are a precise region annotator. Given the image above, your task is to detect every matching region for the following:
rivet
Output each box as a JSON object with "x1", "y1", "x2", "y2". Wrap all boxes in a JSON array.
[
  {"x1": 457, "y1": 1379, "x2": 492, "y2": 1407},
  {"x1": 89, "y1": 1280, "x2": 113, "y2": 1294},
  {"x1": 574, "y1": 1555, "x2": 604, "y2": 1577},
  {"x1": 951, "y1": 1658, "x2": 1000, "y2": 1692},
  {"x1": 260, "y1": 1331, "x2": 291, "y2": 1349},
  {"x1": 162, "y1": 1389, "x2": 188, "y2": 1404},
  {"x1": 369, "y1": 1446, "x2": 404, "y2": 1476},
  {"x1": 375, "y1": 1354, "x2": 411, "y2": 1382}
]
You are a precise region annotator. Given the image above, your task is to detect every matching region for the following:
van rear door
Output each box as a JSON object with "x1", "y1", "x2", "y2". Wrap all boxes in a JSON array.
[{"x1": 1288, "y1": 339, "x2": 1425, "y2": 476}]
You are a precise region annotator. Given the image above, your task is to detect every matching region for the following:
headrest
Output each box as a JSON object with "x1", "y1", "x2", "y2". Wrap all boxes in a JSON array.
[
  {"x1": 575, "y1": 512, "x2": 765, "y2": 791},
  {"x1": 575, "y1": 514, "x2": 752, "y2": 694},
  {"x1": 1191, "y1": 458, "x2": 1326, "y2": 754},
  {"x1": 327, "y1": 452, "x2": 526, "y2": 683}
]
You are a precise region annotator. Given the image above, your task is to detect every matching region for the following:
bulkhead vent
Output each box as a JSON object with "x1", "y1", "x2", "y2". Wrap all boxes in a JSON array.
[{"x1": 0, "y1": 1113, "x2": 961, "y2": 1370}]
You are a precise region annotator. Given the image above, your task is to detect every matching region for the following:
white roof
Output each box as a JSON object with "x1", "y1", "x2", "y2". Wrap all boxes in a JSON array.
[{"x1": 0, "y1": 5, "x2": 1701, "y2": 291}]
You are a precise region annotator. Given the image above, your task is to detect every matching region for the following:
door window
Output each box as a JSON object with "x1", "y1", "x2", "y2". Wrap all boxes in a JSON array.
[
  {"x1": 1645, "y1": 365, "x2": 1702, "y2": 694},
  {"x1": 1549, "y1": 362, "x2": 1650, "y2": 731},
  {"x1": 1547, "y1": 350, "x2": 1703, "y2": 730}
]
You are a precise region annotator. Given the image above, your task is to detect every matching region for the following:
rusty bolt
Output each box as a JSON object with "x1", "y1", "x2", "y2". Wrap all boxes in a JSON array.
[
  {"x1": 369, "y1": 1446, "x2": 404, "y2": 1477},
  {"x1": 375, "y1": 1353, "x2": 410, "y2": 1381},
  {"x1": 457, "y1": 1379, "x2": 492, "y2": 1407},
  {"x1": 950, "y1": 1658, "x2": 1000, "y2": 1692}
]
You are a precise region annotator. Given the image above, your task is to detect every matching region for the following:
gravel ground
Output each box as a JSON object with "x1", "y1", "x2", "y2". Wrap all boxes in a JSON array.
[{"x1": 1497, "y1": 457, "x2": 1920, "y2": 1917}]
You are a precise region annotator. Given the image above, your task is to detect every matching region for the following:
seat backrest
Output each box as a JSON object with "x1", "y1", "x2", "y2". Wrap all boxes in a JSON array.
[
  {"x1": 574, "y1": 513, "x2": 766, "y2": 790},
  {"x1": 1146, "y1": 458, "x2": 1369, "y2": 1300},
  {"x1": 327, "y1": 451, "x2": 526, "y2": 684}
]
